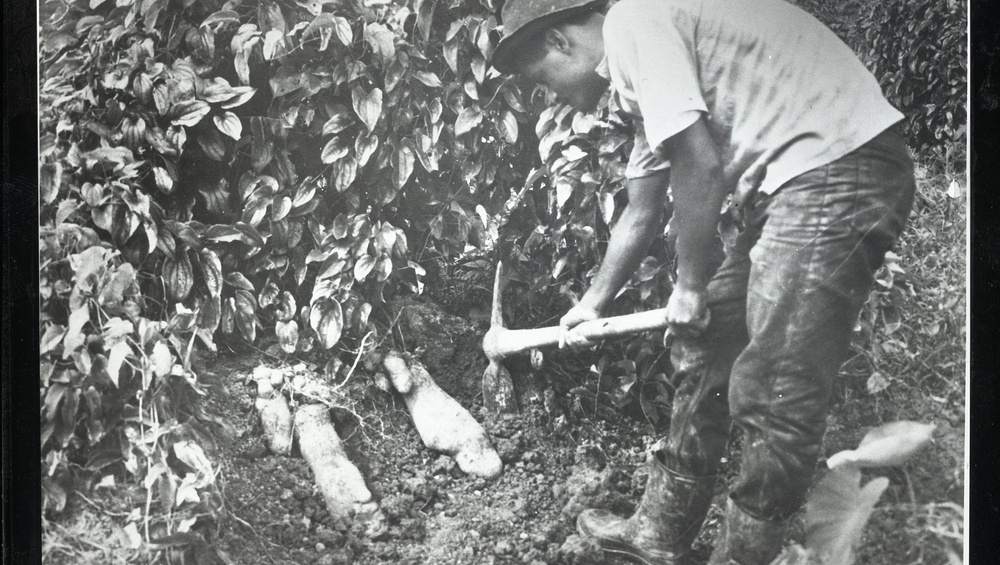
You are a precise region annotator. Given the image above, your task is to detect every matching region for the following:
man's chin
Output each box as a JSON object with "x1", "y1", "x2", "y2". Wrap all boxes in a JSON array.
[{"x1": 572, "y1": 87, "x2": 610, "y2": 113}]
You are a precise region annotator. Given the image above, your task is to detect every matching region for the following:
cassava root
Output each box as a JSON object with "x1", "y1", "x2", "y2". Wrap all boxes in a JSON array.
[{"x1": 382, "y1": 351, "x2": 503, "y2": 479}]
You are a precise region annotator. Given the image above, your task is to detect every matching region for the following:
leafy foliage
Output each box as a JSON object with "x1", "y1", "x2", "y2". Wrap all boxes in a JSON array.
[
  {"x1": 39, "y1": 222, "x2": 225, "y2": 530},
  {"x1": 38, "y1": 0, "x2": 539, "y2": 549},
  {"x1": 856, "y1": 0, "x2": 967, "y2": 155}
]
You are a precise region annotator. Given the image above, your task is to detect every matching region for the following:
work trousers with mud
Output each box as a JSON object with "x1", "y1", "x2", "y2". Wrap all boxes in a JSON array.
[{"x1": 661, "y1": 126, "x2": 916, "y2": 521}]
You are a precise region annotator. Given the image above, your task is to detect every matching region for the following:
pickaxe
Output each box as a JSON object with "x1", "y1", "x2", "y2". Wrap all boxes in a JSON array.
[{"x1": 481, "y1": 260, "x2": 675, "y2": 415}]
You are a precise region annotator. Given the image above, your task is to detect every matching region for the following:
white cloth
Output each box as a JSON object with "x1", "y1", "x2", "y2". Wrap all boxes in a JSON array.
[{"x1": 599, "y1": 0, "x2": 903, "y2": 200}]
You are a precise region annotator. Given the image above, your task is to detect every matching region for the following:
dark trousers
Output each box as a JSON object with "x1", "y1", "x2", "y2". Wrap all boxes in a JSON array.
[{"x1": 663, "y1": 126, "x2": 916, "y2": 520}]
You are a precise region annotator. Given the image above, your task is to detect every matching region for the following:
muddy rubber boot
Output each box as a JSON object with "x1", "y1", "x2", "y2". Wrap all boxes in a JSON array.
[
  {"x1": 707, "y1": 498, "x2": 789, "y2": 565},
  {"x1": 576, "y1": 452, "x2": 716, "y2": 565}
]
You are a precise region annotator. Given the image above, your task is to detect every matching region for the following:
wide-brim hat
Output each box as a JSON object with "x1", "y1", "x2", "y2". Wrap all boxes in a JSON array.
[{"x1": 492, "y1": 0, "x2": 607, "y2": 74}]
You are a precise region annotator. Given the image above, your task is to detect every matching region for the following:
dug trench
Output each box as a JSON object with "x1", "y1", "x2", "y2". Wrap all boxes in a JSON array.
[
  {"x1": 171, "y1": 296, "x2": 959, "y2": 565},
  {"x1": 207, "y1": 297, "x2": 671, "y2": 565}
]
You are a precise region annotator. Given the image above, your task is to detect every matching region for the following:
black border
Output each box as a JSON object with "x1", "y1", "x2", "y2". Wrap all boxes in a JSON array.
[
  {"x1": 3, "y1": 0, "x2": 997, "y2": 563},
  {"x1": 969, "y1": 0, "x2": 1000, "y2": 562},
  {"x1": 3, "y1": 0, "x2": 42, "y2": 559}
]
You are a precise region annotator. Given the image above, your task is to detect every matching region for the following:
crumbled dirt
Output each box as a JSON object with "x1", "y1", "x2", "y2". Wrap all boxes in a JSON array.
[{"x1": 44, "y1": 295, "x2": 962, "y2": 565}]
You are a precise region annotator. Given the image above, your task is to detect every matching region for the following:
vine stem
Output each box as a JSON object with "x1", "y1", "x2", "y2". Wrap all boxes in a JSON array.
[{"x1": 335, "y1": 330, "x2": 374, "y2": 392}]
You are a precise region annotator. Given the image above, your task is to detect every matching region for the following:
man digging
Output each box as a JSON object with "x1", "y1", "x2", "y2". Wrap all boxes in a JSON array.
[{"x1": 491, "y1": 0, "x2": 916, "y2": 563}]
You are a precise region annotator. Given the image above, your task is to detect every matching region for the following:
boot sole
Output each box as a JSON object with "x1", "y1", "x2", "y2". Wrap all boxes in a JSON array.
[{"x1": 576, "y1": 522, "x2": 666, "y2": 565}]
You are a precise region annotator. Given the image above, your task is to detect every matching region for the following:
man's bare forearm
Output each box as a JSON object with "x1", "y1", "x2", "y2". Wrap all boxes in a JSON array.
[
  {"x1": 668, "y1": 119, "x2": 728, "y2": 292},
  {"x1": 579, "y1": 174, "x2": 667, "y2": 313}
]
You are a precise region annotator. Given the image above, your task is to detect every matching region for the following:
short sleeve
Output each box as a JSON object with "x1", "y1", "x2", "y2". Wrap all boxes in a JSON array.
[
  {"x1": 625, "y1": 118, "x2": 671, "y2": 179},
  {"x1": 603, "y1": 3, "x2": 706, "y2": 153}
]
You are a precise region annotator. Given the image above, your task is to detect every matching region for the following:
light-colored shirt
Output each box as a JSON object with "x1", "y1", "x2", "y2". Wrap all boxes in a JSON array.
[{"x1": 599, "y1": 0, "x2": 903, "y2": 200}]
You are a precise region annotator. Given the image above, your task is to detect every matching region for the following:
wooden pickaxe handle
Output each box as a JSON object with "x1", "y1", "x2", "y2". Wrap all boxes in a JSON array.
[{"x1": 482, "y1": 307, "x2": 671, "y2": 359}]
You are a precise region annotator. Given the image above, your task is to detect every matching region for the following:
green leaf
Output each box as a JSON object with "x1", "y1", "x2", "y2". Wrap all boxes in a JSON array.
[
  {"x1": 272, "y1": 196, "x2": 292, "y2": 222},
  {"x1": 364, "y1": 22, "x2": 395, "y2": 64},
  {"x1": 826, "y1": 421, "x2": 936, "y2": 470},
  {"x1": 352, "y1": 86, "x2": 383, "y2": 132},
  {"x1": 153, "y1": 167, "x2": 175, "y2": 194},
  {"x1": 162, "y1": 248, "x2": 194, "y2": 301},
  {"x1": 62, "y1": 305, "x2": 90, "y2": 359},
  {"x1": 333, "y1": 156, "x2": 358, "y2": 192},
  {"x1": 499, "y1": 110, "x2": 518, "y2": 144},
  {"x1": 214, "y1": 111, "x2": 243, "y2": 140},
  {"x1": 321, "y1": 136, "x2": 351, "y2": 164},
  {"x1": 455, "y1": 106, "x2": 483, "y2": 136},
  {"x1": 263, "y1": 29, "x2": 286, "y2": 60},
  {"x1": 225, "y1": 272, "x2": 255, "y2": 292},
  {"x1": 322, "y1": 104, "x2": 354, "y2": 135},
  {"x1": 199, "y1": 77, "x2": 236, "y2": 103},
  {"x1": 39, "y1": 163, "x2": 62, "y2": 205},
  {"x1": 354, "y1": 255, "x2": 376, "y2": 281},
  {"x1": 204, "y1": 224, "x2": 243, "y2": 243},
  {"x1": 41, "y1": 324, "x2": 67, "y2": 355},
  {"x1": 375, "y1": 254, "x2": 392, "y2": 281},
  {"x1": 219, "y1": 86, "x2": 257, "y2": 109},
  {"x1": 804, "y1": 467, "x2": 889, "y2": 565},
  {"x1": 106, "y1": 341, "x2": 131, "y2": 387},
  {"x1": 332, "y1": 15, "x2": 353, "y2": 46},
  {"x1": 234, "y1": 289, "x2": 257, "y2": 342},
  {"x1": 276, "y1": 291, "x2": 296, "y2": 322},
  {"x1": 288, "y1": 184, "x2": 313, "y2": 210},
  {"x1": 270, "y1": 65, "x2": 307, "y2": 98},
  {"x1": 394, "y1": 145, "x2": 415, "y2": 190},
  {"x1": 415, "y1": 0, "x2": 435, "y2": 42},
  {"x1": 310, "y1": 299, "x2": 343, "y2": 349},
  {"x1": 259, "y1": 1, "x2": 287, "y2": 34},
  {"x1": 275, "y1": 320, "x2": 299, "y2": 353},
  {"x1": 150, "y1": 341, "x2": 173, "y2": 378},
  {"x1": 169, "y1": 100, "x2": 211, "y2": 127},
  {"x1": 198, "y1": 296, "x2": 222, "y2": 332},
  {"x1": 199, "y1": 249, "x2": 223, "y2": 298},
  {"x1": 355, "y1": 133, "x2": 379, "y2": 167},
  {"x1": 200, "y1": 10, "x2": 240, "y2": 28},
  {"x1": 412, "y1": 71, "x2": 442, "y2": 88}
]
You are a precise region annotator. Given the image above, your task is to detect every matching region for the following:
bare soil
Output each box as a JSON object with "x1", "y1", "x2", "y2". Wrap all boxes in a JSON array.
[{"x1": 45, "y1": 242, "x2": 964, "y2": 565}]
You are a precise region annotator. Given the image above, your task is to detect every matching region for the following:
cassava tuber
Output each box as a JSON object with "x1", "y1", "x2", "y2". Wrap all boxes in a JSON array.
[
  {"x1": 294, "y1": 404, "x2": 373, "y2": 519},
  {"x1": 382, "y1": 351, "x2": 503, "y2": 479},
  {"x1": 254, "y1": 370, "x2": 293, "y2": 456}
]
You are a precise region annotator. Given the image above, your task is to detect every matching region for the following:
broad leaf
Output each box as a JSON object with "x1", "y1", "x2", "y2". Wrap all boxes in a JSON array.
[
  {"x1": 804, "y1": 467, "x2": 888, "y2": 565},
  {"x1": 354, "y1": 254, "x2": 376, "y2": 281},
  {"x1": 364, "y1": 22, "x2": 395, "y2": 64},
  {"x1": 199, "y1": 249, "x2": 223, "y2": 298},
  {"x1": 321, "y1": 136, "x2": 351, "y2": 164},
  {"x1": 62, "y1": 305, "x2": 90, "y2": 359},
  {"x1": 455, "y1": 106, "x2": 483, "y2": 136},
  {"x1": 153, "y1": 167, "x2": 175, "y2": 194},
  {"x1": 322, "y1": 104, "x2": 354, "y2": 135},
  {"x1": 355, "y1": 133, "x2": 379, "y2": 167},
  {"x1": 412, "y1": 71, "x2": 442, "y2": 88},
  {"x1": 352, "y1": 86, "x2": 383, "y2": 132},
  {"x1": 200, "y1": 10, "x2": 240, "y2": 28},
  {"x1": 214, "y1": 111, "x2": 243, "y2": 140},
  {"x1": 333, "y1": 156, "x2": 358, "y2": 192},
  {"x1": 150, "y1": 341, "x2": 173, "y2": 378},
  {"x1": 500, "y1": 110, "x2": 518, "y2": 144},
  {"x1": 310, "y1": 300, "x2": 343, "y2": 349},
  {"x1": 169, "y1": 100, "x2": 211, "y2": 127},
  {"x1": 826, "y1": 421, "x2": 936, "y2": 470},
  {"x1": 394, "y1": 145, "x2": 415, "y2": 189},
  {"x1": 219, "y1": 86, "x2": 257, "y2": 109},
  {"x1": 275, "y1": 320, "x2": 299, "y2": 353},
  {"x1": 106, "y1": 341, "x2": 132, "y2": 387},
  {"x1": 224, "y1": 272, "x2": 255, "y2": 292},
  {"x1": 163, "y1": 249, "x2": 194, "y2": 301}
]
